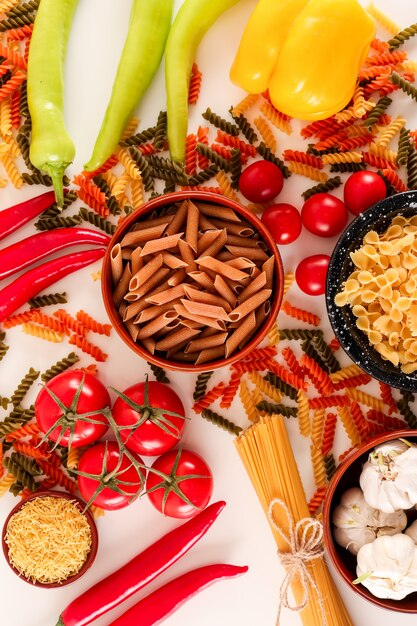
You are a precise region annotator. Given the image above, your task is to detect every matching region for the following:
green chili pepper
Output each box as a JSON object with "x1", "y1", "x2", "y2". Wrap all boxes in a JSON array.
[
  {"x1": 84, "y1": 0, "x2": 173, "y2": 173},
  {"x1": 27, "y1": 0, "x2": 79, "y2": 207},
  {"x1": 165, "y1": 0, "x2": 241, "y2": 163}
]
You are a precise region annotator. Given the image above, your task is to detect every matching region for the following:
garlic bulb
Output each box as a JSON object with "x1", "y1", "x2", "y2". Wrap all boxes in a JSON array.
[
  {"x1": 359, "y1": 439, "x2": 417, "y2": 513},
  {"x1": 356, "y1": 534, "x2": 417, "y2": 600},
  {"x1": 332, "y1": 487, "x2": 406, "y2": 554},
  {"x1": 405, "y1": 520, "x2": 417, "y2": 544}
]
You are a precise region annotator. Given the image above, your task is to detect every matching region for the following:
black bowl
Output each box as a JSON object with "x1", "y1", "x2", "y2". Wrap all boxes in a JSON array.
[{"x1": 326, "y1": 190, "x2": 417, "y2": 392}]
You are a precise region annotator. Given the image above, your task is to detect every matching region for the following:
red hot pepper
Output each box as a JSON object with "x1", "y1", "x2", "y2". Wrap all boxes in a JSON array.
[
  {"x1": 0, "y1": 228, "x2": 110, "y2": 280},
  {"x1": 0, "y1": 248, "x2": 105, "y2": 322},
  {"x1": 56, "y1": 501, "x2": 225, "y2": 626},
  {"x1": 0, "y1": 191, "x2": 56, "y2": 242},
  {"x1": 109, "y1": 564, "x2": 248, "y2": 626}
]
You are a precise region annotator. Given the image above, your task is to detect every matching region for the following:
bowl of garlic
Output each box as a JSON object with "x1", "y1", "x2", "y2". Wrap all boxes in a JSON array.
[{"x1": 323, "y1": 430, "x2": 417, "y2": 612}]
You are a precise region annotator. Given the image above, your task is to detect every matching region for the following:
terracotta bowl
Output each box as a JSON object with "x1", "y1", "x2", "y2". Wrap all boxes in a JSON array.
[
  {"x1": 326, "y1": 190, "x2": 417, "y2": 392},
  {"x1": 323, "y1": 430, "x2": 417, "y2": 612},
  {"x1": 2, "y1": 490, "x2": 98, "y2": 588},
  {"x1": 101, "y1": 191, "x2": 284, "y2": 372}
]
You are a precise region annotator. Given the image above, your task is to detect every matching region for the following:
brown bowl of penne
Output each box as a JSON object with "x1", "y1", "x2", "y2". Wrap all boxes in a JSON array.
[{"x1": 101, "y1": 191, "x2": 284, "y2": 371}]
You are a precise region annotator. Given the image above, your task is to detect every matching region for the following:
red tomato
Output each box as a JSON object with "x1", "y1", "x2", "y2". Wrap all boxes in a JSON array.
[
  {"x1": 35, "y1": 370, "x2": 110, "y2": 448},
  {"x1": 146, "y1": 448, "x2": 213, "y2": 519},
  {"x1": 239, "y1": 160, "x2": 284, "y2": 203},
  {"x1": 261, "y1": 203, "x2": 302, "y2": 244},
  {"x1": 111, "y1": 381, "x2": 186, "y2": 456},
  {"x1": 343, "y1": 171, "x2": 387, "y2": 215},
  {"x1": 77, "y1": 442, "x2": 145, "y2": 510},
  {"x1": 301, "y1": 193, "x2": 348, "y2": 237},
  {"x1": 296, "y1": 255, "x2": 330, "y2": 296}
]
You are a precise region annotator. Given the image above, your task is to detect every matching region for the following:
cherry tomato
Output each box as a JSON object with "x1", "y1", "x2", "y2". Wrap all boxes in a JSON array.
[
  {"x1": 78, "y1": 442, "x2": 145, "y2": 510},
  {"x1": 239, "y1": 160, "x2": 284, "y2": 203},
  {"x1": 296, "y1": 254, "x2": 330, "y2": 296},
  {"x1": 35, "y1": 370, "x2": 110, "y2": 448},
  {"x1": 261, "y1": 203, "x2": 302, "y2": 245},
  {"x1": 112, "y1": 381, "x2": 186, "y2": 456},
  {"x1": 343, "y1": 171, "x2": 387, "y2": 215},
  {"x1": 301, "y1": 193, "x2": 348, "y2": 237},
  {"x1": 146, "y1": 448, "x2": 213, "y2": 519}
]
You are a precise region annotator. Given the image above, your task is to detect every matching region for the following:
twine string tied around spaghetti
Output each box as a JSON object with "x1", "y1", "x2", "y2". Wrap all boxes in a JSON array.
[{"x1": 268, "y1": 498, "x2": 327, "y2": 626}]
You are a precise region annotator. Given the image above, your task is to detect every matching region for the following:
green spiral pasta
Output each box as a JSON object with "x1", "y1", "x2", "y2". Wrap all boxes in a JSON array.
[
  {"x1": 306, "y1": 144, "x2": 339, "y2": 156},
  {"x1": 0, "y1": 397, "x2": 9, "y2": 410},
  {"x1": 2, "y1": 457, "x2": 37, "y2": 493},
  {"x1": 397, "y1": 127, "x2": 412, "y2": 167},
  {"x1": 256, "y1": 400, "x2": 298, "y2": 417},
  {"x1": 0, "y1": 69, "x2": 12, "y2": 88},
  {"x1": 311, "y1": 335, "x2": 341, "y2": 373},
  {"x1": 10, "y1": 453, "x2": 42, "y2": 477},
  {"x1": 41, "y1": 352, "x2": 80, "y2": 383},
  {"x1": 301, "y1": 340, "x2": 332, "y2": 374},
  {"x1": 79, "y1": 207, "x2": 116, "y2": 235},
  {"x1": 163, "y1": 180, "x2": 176, "y2": 194},
  {"x1": 4, "y1": 407, "x2": 25, "y2": 423},
  {"x1": 0, "y1": 421, "x2": 23, "y2": 437},
  {"x1": 35, "y1": 214, "x2": 83, "y2": 231},
  {"x1": 229, "y1": 148, "x2": 242, "y2": 190},
  {"x1": 202, "y1": 107, "x2": 240, "y2": 136},
  {"x1": 22, "y1": 172, "x2": 71, "y2": 187},
  {"x1": 193, "y1": 371, "x2": 213, "y2": 401},
  {"x1": 264, "y1": 373, "x2": 298, "y2": 401},
  {"x1": 187, "y1": 164, "x2": 220, "y2": 186},
  {"x1": 195, "y1": 143, "x2": 230, "y2": 172},
  {"x1": 6, "y1": 0, "x2": 40, "y2": 17},
  {"x1": 146, "y1": 153, "x2": 185, "y2": 174},
  {"x1": 230, "y1": 112, "x2": 258, "y2": 144},
  {"x1": 407, "y1": 144, "x2": 417, "y2": 189},
  {"x1": 147, "y1": 362, "x2": 170, "y2": 384},
  {"x1": 279, "y1": 328, "x2": 323, "y2": 342},
  {"x1": 10, "y1": 368, "x2": 40, "y2": 407},
  {"x1": 201, "y1": 408, "x2": 242, "y2": 435},
  {"x1": 256, "y1": 142, "x2": 290, "y2": 178},
  {"x1": 329, "y1": 162, "x2": 367, "y2": 173},
  {"x1": 376, "y1": 169, "x2": 397, "y2": 197},
  {"x1": 0, "y1": 12, "x2": 35, "y2": 31},
  {"x1": 390, "y1": 72, "x2": 417, "y2": 102},
  {"x1": 128, "y1": 148, "x2": 154, "y2": 191},
  {"x1": 92, "y1": 176, "x2": 121, "y2": 215},
  {"x1": 16, "y1": 131, "x2": 36, "y2": 171},
  {"x1": 149, "y1": 164, "x2": 188, "y2": 186},
  {"x1": 397, "y1": 390, "x2": 417, "y2": 428},
  {"x1": 363, "y1": 96, "x2": 392, "y2": 127},
  {"x1": 29, "y1": 292, "x2": 68, "y2": 308},
  {"x1": 153, "y1": 110, "x2": 168, "y2": 150},
  {"x1": 301, "y1": 176, "x2": 342, "y2": 200},
  {"x1": 120, "y1": 126, "x2": 156, "y2": 147},
  {"x1": 0, "y1": 341, "x2": 9, "y2": 362},
  {"x1": 38, "y1": 190, "x2": 78, "y2": 220},
  {"x1": 324, "y1": 453, "x2": 337, "y2": 482},
  {"x1": 388, "y1": 23, "x2": 417, "y2": 49}
]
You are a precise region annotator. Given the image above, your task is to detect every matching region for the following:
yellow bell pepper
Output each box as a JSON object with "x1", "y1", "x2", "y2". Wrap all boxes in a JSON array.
[
  {"x1": 229, "y1": 0, "x2": 310, "y2": 94},
  {"x1": 268, "y1": 0, "x2": 376, "y2": 120}
]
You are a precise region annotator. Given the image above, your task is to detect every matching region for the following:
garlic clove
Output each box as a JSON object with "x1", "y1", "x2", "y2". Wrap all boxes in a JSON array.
[
  {"x1": 405, "y1": 520, "x2": 417, "y2": 544},
  {"x1": 334, "y1": 526, "x2": 376, "y2": 555}
]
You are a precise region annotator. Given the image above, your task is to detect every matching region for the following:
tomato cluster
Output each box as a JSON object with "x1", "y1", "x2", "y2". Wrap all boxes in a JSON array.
[{"x1": 35, "y1": 372, "x2": 213, "y2": 518}]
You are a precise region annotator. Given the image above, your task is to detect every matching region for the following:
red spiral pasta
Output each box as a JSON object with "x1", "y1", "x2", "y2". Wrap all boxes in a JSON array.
[
  {"x1": 31, "y1": 311, "x2": 66, "y2": 334},
  {"x1": 328, "y1": 338, "x2": 340, "y2": 352},
  {"x1": 83, "y1": 154, "x2": 119, "y2": 178},
  {"x1": 73, "y1": 174, "x2": 107, "y2": 204},
  {"x1": 220, "y1": 371, "x2": 242, "y2": 409},
  {"x1": 362, "y1": 151, "x2": 397, "y2": 170},
  {"x1": 0, "y1": 71, "x2": 27, "y2": 100},
  {"x1": 81, "y1": 364, "x2": 98, "y2": 376},
  {"x1": 308, "y1": 485, "x2": 327, "y2": 516},
  {"x1": 309, "y1": 395, "x2": 349, "y2": 409},
  {"x1": 281, "y1": 346, "x2": 305, "y2": 379},
  {"x1": 382, "y1": 168, "x2": 408, "y2": 192},
  {"x1": 5, "y1": 423, "x2": 41, "y2": 442},
  {"x1": 339, "y1": 134, "x2": 374, "y2": 151},
  {"x1": 241, "y1": 346, "x2": 278, "y2": 362},
  {"x1": 10, "y1": 87, "x2": 21, "y2": 129},
  {"x1": 282, "y1": 150, "x2": 323, "y2": 169},
  {"x1": 281, "y1": 301, "x2": 321, "y2": 327},
  {"x1": 366, "y1": 410, "x2": 406, "y2": 431},
  {"x1": 181, "y1": 185, "x2": 223, "y2": 194},
  {"x1": 138, "y1": 142, "x2": 157, "y2": 155},
  {"x1": 77, "y1": 188, "x2": 110, "y2": 217},
  {"x1": 2, "y1": 310, "x2": 35, "y2": 328},
  {"x1": 12, "y1": 441, "x2": 50, "y2": 460},
  {"x1": 0, "y1": 43, "x2": 27, "y2": 70},
  {"x1": 6, "y1": 24, "x2": 34, "y2": 41},
  {"x1": 215, "y1": 130, "x2": 257, "y2": 157},
  {"x1": 188, "y1": 62, "x2": 203, "y2": 105},
  {"x1": 265, "y1": 359, "x2": 307, "y2": 391},
  {"x1": 378, "y1": 382, "x2": 398, "y2": 415},
  {"x1": 192, "y1": 382, "x2": 226, "y2": 413},
  {"x1": 350, "y1": 401, "x2": 371, "y2": 442},
  {"x1": 301, "y1": 354, "x2": 334, "y2": 396},
  {"x1": 321, "y1": 413, "x2": 337, "y2": 456},
  {"x1": 338, "y1": 446, "x2": 357, "y2": 462},
  {"x1": 301, "y1": 118, "x2": 340, "y2": 139},
  {"x1": 68, "y1": 334, "x2": 108, "y2": 362},
  {"x1": 185, "y1": 133, "x2": 198, "y2": 176},
  {"x1": 196, "y1": 125, "x2": 210, "y2": 169},
  {"x1": 37, "y1": 460, "x2": 76, "y2": 494},
  {"x1": 332, "y1": 373, "x2": 372, "y2": 390}
]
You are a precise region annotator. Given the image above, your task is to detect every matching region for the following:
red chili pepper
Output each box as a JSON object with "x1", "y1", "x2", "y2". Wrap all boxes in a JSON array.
[
  {"x1": 0, "y1": 249, "x2": 105, "y2": 322},
  {"x1": 0, "y1": 191, "x2": 56, "y2": 242},
  {"x1": 56, "y1": 501, "x2": 225, "y2": 626},
  {"x1": 109, "y1": 564, "x2": 248, "y2": 626},
  {"x1": 0, "y1": 228, "x2": 110, "y2": 280}
]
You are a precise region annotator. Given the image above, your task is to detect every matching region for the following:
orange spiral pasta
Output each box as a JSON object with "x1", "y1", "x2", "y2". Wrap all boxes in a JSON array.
[
  {"x1": 248, "y1": 372, "x2": 283, "y2": 404},
  {"x1": 82, "y1": 364, "x2": 98, "y2": 376},
  {"x1": 192, "y1": 382, "x2": 226, "y2": 413},
  {"x1": 339, "y1": 446, "x2": 358, "y2": 462},
  {"x1": 260, "y1": 100, "x2": 292, "y2": 135},
  {"x1": 38, "y1": 461, "x2": 76, "y2": 494},
  {"x1": 232, "y1": 359, "x2": 268, "y2": 374},
  {"x1": 296, "y1": 389, "x2": 310, "y2": 437},
  {"x1": 215, "y1": 170, "x2": 239, "y2": 201},
  {"x1": 368, "y1": 50, "x2": 407, "y2": 67},
  {"x1": 339, "y1": 135, "x2": 374, "y2": 151},
  {"x1": 281, "y1": 300, "x2": 320, "y2": 326},
  {"x1": 349, "y1": 401, "x2": 371, "y2": 442},
  {"x1": 185, "y1": 133, "x2": 197, "y2": 176},
  {"x1": 311, "y1": 445, "x2": 327, "y2": 487},
  {"x1": 12, "y1": 441, "x2": 50, "y2": 460},
  {"x1": 267, "y1": 321, "x2": 279, "y2": 347},
  {"x1": 0, "y1": 443, "x2": 3, "y2": 480},
  {"x1": 53, "y1": 310, "x2": 87, "y2": 336},
  {"x1": 188, "y1": 62, "x2": 202, "y2": 105},
  {"x1": 308, "y1": 485, "x2": 327, "y2": 516},
  {"x1": 345, "y1": 388, "x2": 385, "y2": 412},
  {"x1": 328, "y1": 338, "x2": 340, "y2": 352},
  {"x1": 67, "y1": 447, "x2": 82, "y2": 470},
  {"x1": 311, "y1": 408, "x2": 326, "y2": 447},
  {"x1": 287, "y1": 161, "x2": 328, "y2": 182},
  {"x1": 10, "y1": 87, "x2": 20, "y2": 129},
  {"x1": 337, "y1": 406, "x2": 361, "y2": 446},
  {"x1": 83, "y1": 154, "x2": 119, "y2": 178},
  {"x1": 370, "y1": 37, "x2": 389, "y2": 52},
  {"x1": 329, "y1": 364, "x2": 365, "y2": 382},
  {"x1": 6, "y1": 24, "x2": 34, "y2": 41},
  {"x1": 77, "y1": 187, "x2": 110, "y2": 217},
  {"x1": 242, "y1": 346, "x2": 278, "y2": 363},
  {"x1": 231, "y1": 93, "x2": 259, "y2": 117},
  {"x1": 359, "y1": 65, "x2": 394, "y2": 81},
  {"x1": 0, "y1": 71, "x2": 26, "y2": 100},
  {"x1": 5, "y1": 422, "x2": 41, "y2": 442},
  {"x1": 362, "y1": 151, "x2": 397, "y2": 170},
  {"x1": 309, "y1": 395, "x2": 349, "y2": 409},
  {"x1": 0, "y1": 473, "x2": 16, "y2": 497},
  {"x1": 0, "y1": 43, "x2": 27, "y2": 70},
  {"x1": 332, "y1": 373, "x2": 372, "y2": 390},
  {"x1": 254, "y1": 116, "x2": 277, "y2": 152},
  {"x1": 75, "y1": 310, "x2": 112, "y2": 336},
  {"x1": 382, "y1": 167, "x2": 408, "y2": 192},
  {"x1": 321, "y1": 412, "x2": 337, "y2": 456},
  {"x1": 2, "y1": 309, "x2": 34, "y2": 328},
  {"x1": 239, "y1": 379, "x2": 258, "y2": 422},
  {"x1": 196, "y1": 125, "x2": 209, "y2": 169},
  {"x1": 68, "y1": 334, "x2": 108, "y2": 362},
  {"x1": 301, "y1": 117, "x2": 340, "y2": 139},
  {"x1": 182, "y1": 185, "x2": 223, "y2": 194},
  {"x1": 301, "y1": 354, "x2": 334, "y2": 396},
  {"x1": 31, "y1": 311, "x2": 66, "y2": 334},
  {"x1": 210, "y1": 143, "x2": 234, "y2": 161},
  {"x1": 215, "y1": 130, "x2": 257, "y2": 157},
  {"x1": 22, "y1": 323, "x2": 64, "y2": 343},
  {"x1": 283, "y1": 150, "x2": 323, "y2": 169},
  {"x1": 220, "y1": 372, "x2": 242, "y2": 409}
]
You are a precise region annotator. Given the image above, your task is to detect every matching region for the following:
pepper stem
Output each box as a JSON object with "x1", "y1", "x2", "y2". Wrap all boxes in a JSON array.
[
  {"x1": 54, "y1": 618, "x2": 64, "y2": 626},
  {"x1": 44, "y1": 163, "x2": 66, "y2": 208}
]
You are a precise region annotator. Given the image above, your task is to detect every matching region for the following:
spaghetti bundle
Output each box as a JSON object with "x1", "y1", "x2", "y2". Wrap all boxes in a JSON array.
[{"x1": 235, "y1": 414, "x2": 353, "y2": 626}]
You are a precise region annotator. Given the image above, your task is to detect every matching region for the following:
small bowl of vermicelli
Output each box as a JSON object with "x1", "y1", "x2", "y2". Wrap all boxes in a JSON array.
[
  {"x1": 326, "y1": 190, "x2": 417, "y2": 391},
  {"x1": 2, "y1": 491, "x2": 98, "y2": 587},
  {"x1": 101, "y1": 191, "x2": 284, "y2": 372}
]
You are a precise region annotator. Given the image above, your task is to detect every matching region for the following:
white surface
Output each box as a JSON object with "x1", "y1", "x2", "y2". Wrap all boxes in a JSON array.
[{"x1": 0, "y1": 1, "x2": 417, "y2": 625}]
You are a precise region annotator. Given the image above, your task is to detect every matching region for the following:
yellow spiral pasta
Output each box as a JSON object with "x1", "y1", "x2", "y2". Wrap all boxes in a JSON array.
[
  {"x1": 376, "y1": 116, "x2": 406, "y2": 147},
  {"x1": 288, "y1": 161, "x2": 328, "y2": 182},
  {"x1": 334, "y1": 106, "x2": 357, "y2": 124},
  {"x1": 330, "y1": 364, "x2": 365, "y2": 382},
  {"x1": 311, "y1": 445, "x2": 327, "y2": 487},
  {"x1": 259, "y1": 100, "x2": 292, "y2": 135},
  {"x1": 112, "y1": 172, "x2": 131, "y2": 200},
  {"x1": 283, "y1": 272, "x2": 295, "y2": 296},
  {"x1": 254, "y1": 116, "x2": 277, "y2": 152},
  {"x1": 345, "y1": 387, "x2": 385, "y2": 412},
  {"x1": 337, "y1": 405, "x2": 361, "y2": 446},
  {"x1": 311, "y1": 409, "x2": 326, "y2": 448},
  {"x1": 297, "y1": 389, "x2": 311, "y2": 437},
  {"x1": 90, "y1": 505, "x2": 105, "y2": 519},
  {"x1": 0, "y1": 100, "x2": 12, "y2": 137},
  {"x1": 5, "y1": 135, "x2": 21, "y2": 158},
  {"x1": 120, "y1": 116, "x2": 140, "y2": 142},
  {"x1": 102, "y1": 171, "x2": 118, "y2": 192},
  {"x1": 0, "y1": 473, "x2": 15, "y2": 497},
  {"x1": 116, "y1": 148, "x2": 142, "y2": 179},
  {"x1": 366, "y1": 3, "x2": 400, "y2": 35},
  {"x1": 352, "y1": 86, "x2": 374, "y2": 118},
  {"x1": 131, "y1": 176, "x2": 144, "y2": 209},
  {"x1": 231, "y1": 93, "x2": 259, "y2": 117},
  {"x1": 22, "y1": 323, "x2": 65, "y2": 343},
  {"x1": 369, "y1": 143, "x2": 398, "y2": 162},
  {"x1": 0, "y1": 0, "x2": 19, "y2": 13},
  {"x1": 248, "y1": 372, "x2": 283, "y2": 403},
  {"x1": 215, "y1": 170, "x2": 239, "y2": 201},
  {"x1": 399, "y1": 60, "x2": 417, "y2": 73},
  {"x1": 67, "y1": 448, "x2": 82, "y2": 470},
  {"x1": 239, "y1": 379, "x2": 258, "y2": 423},
  {"x1": 322, "y1": 151, "x2": 363, "y2": 165},
  {"x1": 267, "y1": 320, "x2": 279, "y2": 347},
  {"x1": 1, "y1": 151, "x2": 22, "y2": 188}
]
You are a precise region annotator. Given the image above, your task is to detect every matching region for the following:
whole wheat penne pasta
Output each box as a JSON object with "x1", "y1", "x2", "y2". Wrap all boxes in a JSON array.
[
  {"x1": 225, "y1": 245, "x2": 269, "y2": 262},
  {"x1": 125, "y1": 319, "x2": 140, "y2": 341},
  {"x1": 225, "y1": 258, "x2": 255, "y2": 270},
  {"x1": 197, "y1": 229, "x2": 227, "y2": 259},
  {"x1": 119, "y1": 301, "x2": 128, "y2": 318},
  {"x1": 168, "y1": 268, "x2": 187, "y2": 287},
  {"x1": 196, "y1": 202, "x2": 241, "y2": 222},
  {"x1": 145, "y1": 284, "x2": 186, "y2": 306},
  {"x1": 241, "y1": 301, "x2": 271, "y2": 348},
  {"x1": 211, "y1": 219, "x2": 254, "y2": 237},
  {"x1": 140, "y1": 232, "x2": 184, "y2": 257},
  {"x1": 162, "y1": 252, "x2": 188, "y2": 269},
  {"x1": 137, "y1": 310, "x2": 179, "y2": 340},
  {"x1": 226, "y1": 234, "x2": 264, "y2": 248},
  {"x1": 178, "y1": 238, "x2": 197, "y2": 272},
  {"x1": 225, "y1": 311, "x2": 256, "y2": 357},
  {"x1": 182, "y1": 285, "x2": 232, "y2": 311},
  {"x1": 156, "y1": 318, "x2": 181, "y2": 334},
  {"x1": 131, "y1": 215, "x2": 171, "y2": 230},
  {"x1": 186, "y1": 332, "x2": 228, "y2": 353},
  {"x1": 155, "y1": 327, "x2": 201, "y2": 351},
  {"x1": 196, "y1": 230, "x2": 224, "y2": 255},
  {"x1": 197, "y1": 256, "x2": 247, "y2": 281},
  {"x1": 141, "y1": 337, "x2": 156, "y2": 354},
  {"x1": 195, "y1": 345, "x2": 225, "y2": 365},
  {"x1": 129, "y1": 254, "x2": 163, "y2": 290},
  {"x1": 135, "y1": 300, "x2": 181, "y2": 324},
  {"x1": 199, "y1": 214, "x2": 217, "y2": 230},
  {"x1": 113, "y1": 264, "x2": 132, "y2": 307},
  {"x1": 185, "y1": 201, "x2": 199, "y2": 252},
  {"x1": 180, "y1": 299, "x2": 231, "y2": 321},
  {"x1": 216, "y1": 251, "x2": 235, "y2": 262},
  {"x1": 131, "y1": 247, "x2": 144, "y2": 275},
  {"x1": 229, "y1": 289, "x2": 272, "y2": 321},
  {"x1": 166, "y1": 342, "x2": 192, "y2": 358},
  {"x1": 164, "y1": 200, "x2": 188, "y2": 236},
  {"x1": 121, "y1": 248, "x2": 134, "y2": 260},
  {"x1": 168, "y1": 351, "x2": 197, "y2": 363},
  {"x1": 199, "y1": 326, "x2": 220, "y2": 338},
  {"x1": 123, "y1": 281, "x2": 170, "y2": 321},
  {"x1": 110, "y1": 244, "x2": 123, "y2": 284},
  {"x1": 262, "y1": 256, "x2": 275, "y2": 289},
  {"x1": 250, "y1": 266, "x2": 262, "y2": 278},
  {"x1": 174, "y1": 303, "x2": 227, "y2": 330},
  {"x1": 238, "y1": 272, "x2": 267, "y2": 304},
  {"x1": 126, "y1": 268, "x2": 171, "y2": 301},
  {"x1": 188, "y1": 271, "x2": 216, "y2": 291},
  {"x1": 180, "y1": 319, "x2": 204, "y2": 329},
  {"x1": 120, "y1": 224, "x2": 166, "y2": 247},
  {"x1": 223, "y1": 276, "x2": 246, "y2": 295},
  {"x1": 213, "y1": 275, "x2": 237, "y2": 307}
]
